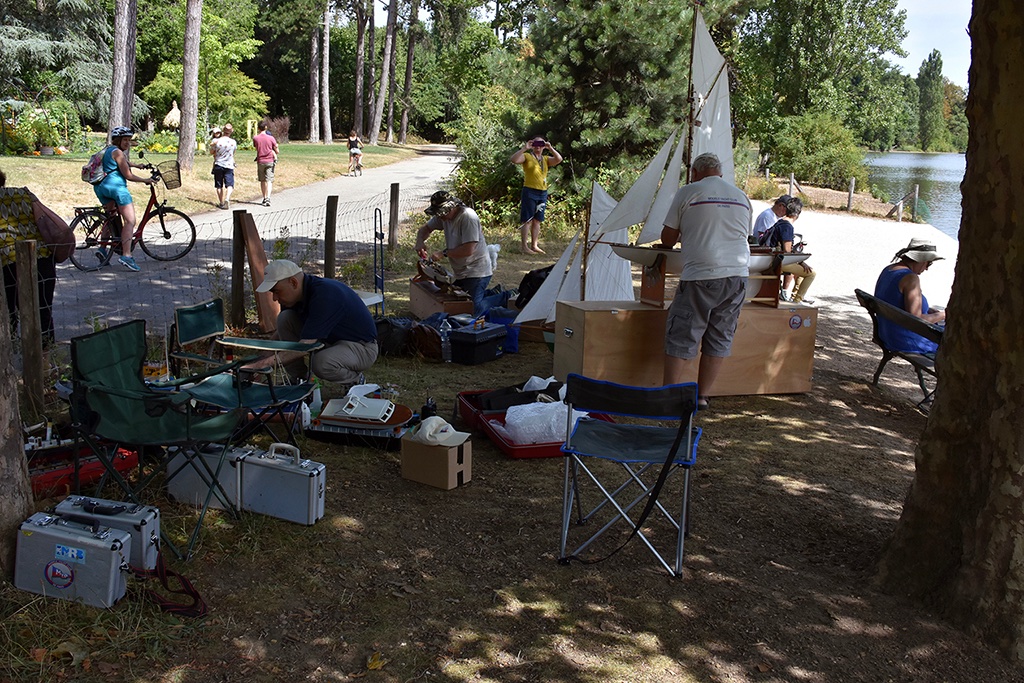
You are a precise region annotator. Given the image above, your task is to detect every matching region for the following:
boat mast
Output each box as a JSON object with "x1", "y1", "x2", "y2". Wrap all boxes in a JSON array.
[{"x1": 685, "y1": 0, "x2": 702, "y2": 183}]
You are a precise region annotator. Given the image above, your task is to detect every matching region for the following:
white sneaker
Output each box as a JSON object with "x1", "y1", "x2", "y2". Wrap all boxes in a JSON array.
[{"x1": 779, "y1": 290, "x2": 793, "y2": 302}]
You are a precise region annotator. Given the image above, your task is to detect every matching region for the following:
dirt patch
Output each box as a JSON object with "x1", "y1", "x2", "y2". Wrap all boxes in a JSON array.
[{"x1": 4, "y1": 243, "x2": 1019, "y2": 683}]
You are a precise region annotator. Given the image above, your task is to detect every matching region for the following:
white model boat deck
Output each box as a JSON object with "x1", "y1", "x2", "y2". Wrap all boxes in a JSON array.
[{"x1": 609, "y1": 243, "x2": 810, "y2": 274}]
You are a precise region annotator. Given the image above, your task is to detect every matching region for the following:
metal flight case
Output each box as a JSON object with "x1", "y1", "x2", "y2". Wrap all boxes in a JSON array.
[{"x1": 14, "y1": 512, "x2": 131, "y2": 608}]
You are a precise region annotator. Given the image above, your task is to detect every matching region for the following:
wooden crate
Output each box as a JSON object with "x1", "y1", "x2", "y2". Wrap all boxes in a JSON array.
[
  {"x1": 409, "y1": 277, "x2": 474, "y2": 319},
  {"x1": 552, "y1": 300, "x2": 817, "y2": 396}
]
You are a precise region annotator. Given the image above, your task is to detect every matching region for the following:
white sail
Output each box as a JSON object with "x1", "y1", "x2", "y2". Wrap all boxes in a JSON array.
[
  {"x1": 512, "y1": 231, "x2": 579, "y2": 325},
  {"x1": 690, "y1": 10, "x2": 734, "y2": 183},
  {"x1": 513, "y1": 183, "x2": 635, "y2": 325},
  {"x1": 591, "y1": 131, "x2": 677, "y2": 240},
  {"x1": 636, "y1": 128, "x2": 686, "y2": 245}
]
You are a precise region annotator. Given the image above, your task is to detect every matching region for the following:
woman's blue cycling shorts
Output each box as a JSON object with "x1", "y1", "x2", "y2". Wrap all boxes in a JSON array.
[{"x1": 94, "y1": 176, "x2": 133, "y2": 207}]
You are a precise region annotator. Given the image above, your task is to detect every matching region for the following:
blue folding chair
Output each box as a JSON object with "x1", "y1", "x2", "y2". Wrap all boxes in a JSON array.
[{"x1": 559, "y1": 374, "x2": 701, "y2": 577}]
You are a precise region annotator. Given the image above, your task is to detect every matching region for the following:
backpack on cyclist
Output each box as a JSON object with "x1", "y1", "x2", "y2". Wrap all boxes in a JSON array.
[{"x1": 81, "y1": 146, "x2": 111, "y2": 185}]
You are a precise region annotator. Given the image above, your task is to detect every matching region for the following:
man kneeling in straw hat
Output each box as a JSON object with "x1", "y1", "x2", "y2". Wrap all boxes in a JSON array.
[{"x1": 251, "y1": 260, "x2": 378, "y2": 386}]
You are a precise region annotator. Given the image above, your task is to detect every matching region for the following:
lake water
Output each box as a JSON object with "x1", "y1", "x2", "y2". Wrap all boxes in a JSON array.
[{"x1": 864, "y1": 152, "x2": 965, "y2": 241}]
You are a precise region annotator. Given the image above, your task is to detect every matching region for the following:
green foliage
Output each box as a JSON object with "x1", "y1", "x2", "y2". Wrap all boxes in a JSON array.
[
  {"x1": 943, "y1": 81, "x2": 968, "y2": 152},
  {"x1": 143, "y1": 64, "x2": 268, "y2": 130},
  {"x1": 136, "y1": 130, "x2": 181, "y2": 154},
  {"x1": 734, "y1": 0, "x2": 908, "y2": 154},
  {"x1": 444, "y1": 81, "x2": 533, "y2": 203},
  {"x1": 770, "y1": 111, "x2": 868, "y2": 190},
  {"x1": 917, "y1": 50, "x2": 947, "y2": 151},
  {"x1": 0, "y1": 0, "x2": 113, "y2": 124},
  {"x1": 523, "y1": 0, "x2": 693, "y2": 175}
]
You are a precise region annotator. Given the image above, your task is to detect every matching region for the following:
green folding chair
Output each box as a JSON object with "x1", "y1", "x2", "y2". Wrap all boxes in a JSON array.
[
  {"x1": 169, "y1": 299, "x2": 322, "y2": 445},
  {"x1": 69, "y1": 320, "x2": 246, "y2": 559}
]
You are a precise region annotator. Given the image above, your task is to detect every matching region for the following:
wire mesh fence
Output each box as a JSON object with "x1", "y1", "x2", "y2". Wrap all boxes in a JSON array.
[{"x1": 46, "y1": 185, "x2": 431, "y2": 341}]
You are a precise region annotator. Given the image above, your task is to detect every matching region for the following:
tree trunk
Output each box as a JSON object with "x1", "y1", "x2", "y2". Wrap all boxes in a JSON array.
[
  {"x1": 0, "y1": 288, "x2": 33, "y2": 579},
  {"x1": 368, "y1": 0, "x2": 397, "y2": 146},
  {"x1": 309, "y1": 26, "x2": 321, "y2": 142},
  {"x1": 177, "y1": 0, "x2": 203, "y2": 172},
  {"x1": 108, "y1": 0, "x2": 137, "y2": 130},
  {"x1": 320, "y1": 5, "x2": 332, "y2": 144},
  {"x1": 385, "y1": 29, "x2": 397, "y2": 142},
  {"x1": 398, "y1": 0, "x2": 419, "y2": 144},
  {"x1": 366, "y1": 6, "x2": 376, "y2": 139},
  {"x1": 877, "y1": 0, "x2": 1024, "y2": 659},
  {"x1": 352, "y1": 1, "x2": 367, "y2": 137}
]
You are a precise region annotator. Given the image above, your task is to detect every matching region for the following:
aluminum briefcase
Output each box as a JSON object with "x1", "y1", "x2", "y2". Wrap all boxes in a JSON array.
[
  {"x1": 240, "y1": 443, "x2": 325, "y2": 525},
  {"x1": 54, "y1": 495, "x2": 160, "y2": 571},
  {"x1": 165, "y1": 445, "x2": 250, "y2": 510},
  {"x1": 15, "y1": 512, "x2": 130, "y2": 608}
]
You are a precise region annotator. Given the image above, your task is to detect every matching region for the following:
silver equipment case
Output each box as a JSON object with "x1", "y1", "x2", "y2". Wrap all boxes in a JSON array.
[
  {"x1": 241, "y1": 443, "x2": 326, "y2": 525},
  {"x1": 53, "y1": 496, "x2": 160, "y2": 571},
  {"x1": 165, "y1": 445, "x2": 250, "y2": 510},
  {"x1": 15, "y1": 512, "x2": 131, "y2": 608}
]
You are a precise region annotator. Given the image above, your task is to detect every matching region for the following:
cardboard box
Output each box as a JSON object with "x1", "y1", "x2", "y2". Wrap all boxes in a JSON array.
[
  {"x1": 400, "y1": 438, "x2": 472, "y2": 490},
  {"x1": 409, "y1": 277, "x2": 474, "y2": 319},
  {"x1": 553, "y1": 300, "x2": 817, "y2": 396}
]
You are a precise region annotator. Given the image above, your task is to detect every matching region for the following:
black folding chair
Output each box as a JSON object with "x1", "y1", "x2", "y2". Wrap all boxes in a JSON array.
[{"x1": 559, "y1": 374, "x2": 701, "y2": 577}]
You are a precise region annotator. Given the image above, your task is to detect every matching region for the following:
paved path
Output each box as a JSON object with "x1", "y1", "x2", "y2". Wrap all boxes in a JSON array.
[{"x1": 51, "y1": 146, "x2": 458, "y2": 338}]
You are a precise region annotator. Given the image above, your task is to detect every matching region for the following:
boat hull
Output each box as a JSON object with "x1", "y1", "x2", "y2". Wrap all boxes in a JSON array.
[{"x1": 609, "y1": 243, "x2": 810, "y2": 274}]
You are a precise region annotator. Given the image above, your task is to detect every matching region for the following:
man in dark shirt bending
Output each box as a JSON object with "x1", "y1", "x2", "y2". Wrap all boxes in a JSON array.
[{"x1": 255, "y1": 260, "x2": 378, "y2": 386}]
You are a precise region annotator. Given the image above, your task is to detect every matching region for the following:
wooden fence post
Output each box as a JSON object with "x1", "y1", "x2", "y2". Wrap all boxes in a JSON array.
[
  {"x1": 895, "y1": 200, "x2": 903, "y2": 223},
  {"x1": 788, "y1": 173, "x2": 795, "y2": 197},
  {"x1": 847, "y1": 177, "x2": 856, "y2": 211},
  {"x1": 230, "y1": 210, "x2": 246, "y2": 328},
  {"x1": 15, "y1": 241, "x2": 43, "y2": 416},
  {"x1": 324, "y1": 195, "x2": 338, "y2": 279},
  {"x1": 389, "y1": 183, "x2": 399, "y2": 248}
]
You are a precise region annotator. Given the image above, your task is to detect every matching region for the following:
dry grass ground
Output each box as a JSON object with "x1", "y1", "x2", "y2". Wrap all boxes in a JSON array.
[{"x1": 1, "y1": 162, "x2": 1013, "y2": 682}]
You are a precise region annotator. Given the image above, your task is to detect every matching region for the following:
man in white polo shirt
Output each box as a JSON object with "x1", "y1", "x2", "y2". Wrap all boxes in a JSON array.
[{"x1": 660, "y1": 153, "x2": 752, "y2": 409}]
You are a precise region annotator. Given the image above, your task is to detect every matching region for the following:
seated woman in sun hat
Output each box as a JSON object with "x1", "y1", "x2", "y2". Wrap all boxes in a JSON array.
[{"x1": 873, "y1": 237, "x2": 947, "y2": 354}]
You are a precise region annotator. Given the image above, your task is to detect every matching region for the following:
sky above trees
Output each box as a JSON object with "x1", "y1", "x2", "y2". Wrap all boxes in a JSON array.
[{"x1": 893, "y1": 0, "x2": 970, "y2": 87}]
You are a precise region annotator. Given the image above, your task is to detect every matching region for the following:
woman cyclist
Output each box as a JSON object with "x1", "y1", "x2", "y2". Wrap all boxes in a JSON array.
[
  {"x1": 347, "y1": 130, "x2": 363, "y2": 176},
  {"x1": 93, "y1": 126, "x2": 155, "y2": 272}
]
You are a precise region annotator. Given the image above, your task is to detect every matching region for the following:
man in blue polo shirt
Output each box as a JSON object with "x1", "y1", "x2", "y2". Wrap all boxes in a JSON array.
[{"x1": 255, "y1": 259, "x2": 378, "y2": 386}]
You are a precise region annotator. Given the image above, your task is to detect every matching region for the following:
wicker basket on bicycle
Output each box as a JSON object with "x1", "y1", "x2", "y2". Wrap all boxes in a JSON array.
[{"x1": 157, "y1": 160, "x2": 182, "y2": 189}]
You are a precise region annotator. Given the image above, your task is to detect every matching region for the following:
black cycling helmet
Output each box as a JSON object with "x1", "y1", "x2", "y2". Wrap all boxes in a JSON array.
[{"x1": 110, "y1": 126, "x2": 134, "y2": 139}]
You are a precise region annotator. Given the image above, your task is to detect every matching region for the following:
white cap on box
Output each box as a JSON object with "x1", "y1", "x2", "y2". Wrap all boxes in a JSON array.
[{"x1": 409, "y1": 416, "x2": 470, "y2": 447}]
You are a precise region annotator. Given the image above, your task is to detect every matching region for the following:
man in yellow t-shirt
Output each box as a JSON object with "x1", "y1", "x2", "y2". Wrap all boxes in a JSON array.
[{"x1": 510, "y1": 137, "x2": 562, "y2": 254}]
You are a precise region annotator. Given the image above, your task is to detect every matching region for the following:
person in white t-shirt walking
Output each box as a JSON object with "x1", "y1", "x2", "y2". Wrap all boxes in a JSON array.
[{"x1": 210, "y1": 124, "x2": 237, "y2": 209}]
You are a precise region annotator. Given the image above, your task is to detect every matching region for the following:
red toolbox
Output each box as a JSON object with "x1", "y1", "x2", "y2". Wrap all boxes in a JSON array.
[
  {"x1": 28, "y1": 446, "x2": 139, "y2": 498},
  {"x1": 456, "y1": 390, "x2": 612, "y2": 459}
]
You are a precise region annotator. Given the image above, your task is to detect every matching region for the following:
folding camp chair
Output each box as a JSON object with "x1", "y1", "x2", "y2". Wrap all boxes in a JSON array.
[
  {"x1": 168, "y1": 299, "x2": 322, "y2": 445},
  {"x1": 559, "y1": 374, "x2": 701, "y2": 577},
  {"x1": 69, "y1": 320, "x2": 246, "y2": 559}
]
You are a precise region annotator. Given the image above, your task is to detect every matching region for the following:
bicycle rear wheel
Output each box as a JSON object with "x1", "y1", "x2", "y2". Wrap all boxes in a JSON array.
[
  {"x1": 68, "y1": 209, "x2": 114, "y2": 272},
  {"x1": 139, "y1": 208, "x2": 197, "y2": 261}
]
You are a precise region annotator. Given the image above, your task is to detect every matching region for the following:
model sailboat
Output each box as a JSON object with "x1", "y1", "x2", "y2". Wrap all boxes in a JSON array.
[{"x1": 513, "y1": 4, "x2": 738, "y2": 328}]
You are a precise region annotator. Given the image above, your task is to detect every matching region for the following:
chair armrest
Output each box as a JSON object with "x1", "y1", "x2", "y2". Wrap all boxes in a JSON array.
[
  {"x1": 80, "y1": 381, "x2": 192, "y2": 407},
  {"x1": 217, "y1": 337, "x2": 324, "y2": 354},
  {"x1": 155, "y1": 358, "x2": 246, "y2": 388}
]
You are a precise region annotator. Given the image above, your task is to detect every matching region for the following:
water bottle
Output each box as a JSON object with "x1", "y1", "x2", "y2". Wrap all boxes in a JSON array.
[{"x1": 440, "y1": 318, "x2": 453, "y2": 363}]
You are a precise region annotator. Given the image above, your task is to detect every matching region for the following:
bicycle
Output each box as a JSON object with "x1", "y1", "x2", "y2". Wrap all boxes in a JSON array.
[{"x1": 69, "y1": 158, "x2": 197, "y2": 272}]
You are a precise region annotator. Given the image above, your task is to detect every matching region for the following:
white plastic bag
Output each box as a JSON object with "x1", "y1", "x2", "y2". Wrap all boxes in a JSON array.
[
  {"x1": 486, "y1": 243, "x2": 501, "y2": 271},
  {"x1": 503, "y1": 402, "x2": 586, "y2": 444}
]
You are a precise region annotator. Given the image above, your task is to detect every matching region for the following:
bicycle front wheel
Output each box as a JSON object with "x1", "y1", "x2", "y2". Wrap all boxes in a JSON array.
[
  {"x1": 68, "y1": 209, "x2": 114, "y2": 272},
  {"x1": 139, "y1": 208, "x2": 197, "y2": 261}
]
